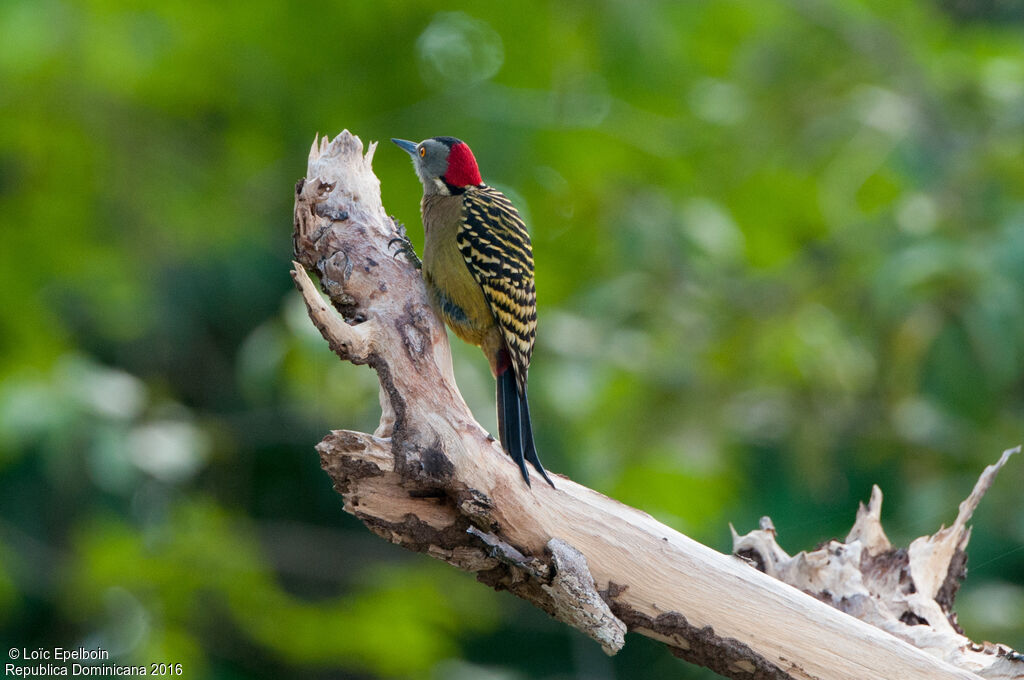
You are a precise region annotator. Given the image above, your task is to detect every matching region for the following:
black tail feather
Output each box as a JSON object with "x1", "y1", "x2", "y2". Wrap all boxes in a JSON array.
[
  {"x1": 519, "y1": 391, "x2": 555, "y2": 488},
  {"x1": 496, "y1": 370, "x2": 555, "y2": 489},
  {"x1": 497, "y1": 370, "x2": 530, "y2": 486}
]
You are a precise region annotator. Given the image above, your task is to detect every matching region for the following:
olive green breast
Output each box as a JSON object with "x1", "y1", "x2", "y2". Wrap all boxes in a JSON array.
[{"x1": 421, "y1": 193, "x2": 496, "y2": 347}]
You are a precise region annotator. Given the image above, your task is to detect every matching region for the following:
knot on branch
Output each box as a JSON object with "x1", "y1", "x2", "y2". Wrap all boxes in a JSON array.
[
  {"x1": 467, "y1": 528, "x2": 626, "y2": 654},
  {"x1": 544, "y1": 539, "x2": 627, "y2": 655}
]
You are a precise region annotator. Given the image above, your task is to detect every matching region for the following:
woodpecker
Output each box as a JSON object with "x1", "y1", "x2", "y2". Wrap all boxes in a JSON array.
[{"x1": 392, "y1": 136, "x2": 554, "y2": 488}]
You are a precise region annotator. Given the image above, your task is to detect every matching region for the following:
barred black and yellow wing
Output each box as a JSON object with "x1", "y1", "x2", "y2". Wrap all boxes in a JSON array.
[{"x1": 456, "y1": 185, "x2": 537, "y2": 394}]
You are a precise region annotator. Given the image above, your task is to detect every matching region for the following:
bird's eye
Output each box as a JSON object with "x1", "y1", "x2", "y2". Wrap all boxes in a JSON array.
[{"x1": 419, "y1": 147, "x2": 426, "y2": 157}]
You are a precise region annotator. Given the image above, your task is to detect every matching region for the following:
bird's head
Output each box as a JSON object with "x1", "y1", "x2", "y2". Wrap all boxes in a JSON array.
[{"x1": 392, "y1": 136, "x2": 483, "y2": 195}]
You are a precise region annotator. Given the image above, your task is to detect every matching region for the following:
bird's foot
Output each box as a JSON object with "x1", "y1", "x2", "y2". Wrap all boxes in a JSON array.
[{"x1": 388, "y1": 234, "x2": 422, "y2": 269}]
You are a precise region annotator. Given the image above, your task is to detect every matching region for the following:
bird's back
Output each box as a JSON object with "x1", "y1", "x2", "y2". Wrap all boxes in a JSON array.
[{"x1": 456, "y1": 185, "x2": 537, "y2": 392}]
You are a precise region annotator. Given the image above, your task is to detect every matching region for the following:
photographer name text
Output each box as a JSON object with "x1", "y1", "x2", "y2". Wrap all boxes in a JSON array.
[{"x1": 7, "y1": 648, "x2": 182, "y2": 677}]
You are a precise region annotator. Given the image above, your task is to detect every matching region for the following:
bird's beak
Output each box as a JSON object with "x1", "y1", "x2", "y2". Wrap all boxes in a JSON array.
[{"x1": 391, "y1": 138, "x2": 418, "y2": 156}]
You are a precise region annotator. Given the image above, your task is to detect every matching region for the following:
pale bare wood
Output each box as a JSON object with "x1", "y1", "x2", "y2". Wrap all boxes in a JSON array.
[
  {"x1": 291, "y1": 130, "x2": 1019, "y2": 680},
  {"x1": 732, "y1": 447, "x2": 1023, "y2": 679}
]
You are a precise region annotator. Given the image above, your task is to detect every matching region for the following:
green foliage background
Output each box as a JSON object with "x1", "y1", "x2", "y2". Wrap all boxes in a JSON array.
[{"x1": 2, "y1": 1, "x2": 1024, "y2": 678}]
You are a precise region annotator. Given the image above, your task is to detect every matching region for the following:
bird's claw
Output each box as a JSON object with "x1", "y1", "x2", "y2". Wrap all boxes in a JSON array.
[{"x1": 388, "y1": 236, "x2": 422, "y2": 269}]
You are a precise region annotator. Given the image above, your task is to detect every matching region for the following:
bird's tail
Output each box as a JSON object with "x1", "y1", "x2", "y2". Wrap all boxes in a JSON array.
[{"x1": 497, "y1": 368, "x2": 555, "y2": 488}]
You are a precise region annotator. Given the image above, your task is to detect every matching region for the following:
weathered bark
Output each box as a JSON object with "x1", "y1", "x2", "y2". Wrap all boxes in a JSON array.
[
  {"x1": 291, "y1": 130, "x2": 1022, "y2": 680},
  {"x1": 732, "y1": 447, "x2": 1023, "y2": 679}
]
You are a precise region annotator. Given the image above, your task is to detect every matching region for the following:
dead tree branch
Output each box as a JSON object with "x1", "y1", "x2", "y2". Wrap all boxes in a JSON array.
[
  {"x1": 732, "y1": 447, "x2": 1022, "y2": 679},
  {"x1": 291, "y1": 130, "x2": 1021, "y2": 680}
]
